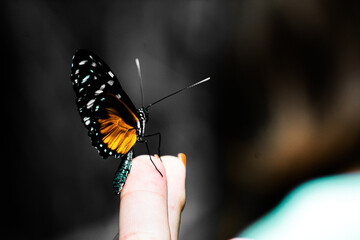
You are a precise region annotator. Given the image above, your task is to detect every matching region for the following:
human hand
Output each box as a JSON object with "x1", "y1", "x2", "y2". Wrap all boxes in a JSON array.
[{"x1": 118, "y1": 154, "x2": 187, "y2": 240}]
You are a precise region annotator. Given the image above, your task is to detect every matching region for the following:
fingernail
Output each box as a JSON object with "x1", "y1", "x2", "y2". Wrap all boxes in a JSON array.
[
  {"x1": 154, "y1": 154, "x2": 159, "y2": 159},
  {"x1": 178, "y1": 153, "x2": 186, "y2": 167}
]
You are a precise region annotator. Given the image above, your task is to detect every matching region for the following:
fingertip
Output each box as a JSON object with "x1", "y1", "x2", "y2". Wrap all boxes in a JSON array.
[
  {"x1": 178, "y1": 153, "x2": 186, "y2": 167},
  {"x1": 121, "y1": 155, "x2": 166, "y2": 197}
]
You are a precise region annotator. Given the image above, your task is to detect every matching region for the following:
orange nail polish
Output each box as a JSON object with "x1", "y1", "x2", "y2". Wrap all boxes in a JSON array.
[{"x1": 178, "y1": 153, "x2": 186, "y2": 167}]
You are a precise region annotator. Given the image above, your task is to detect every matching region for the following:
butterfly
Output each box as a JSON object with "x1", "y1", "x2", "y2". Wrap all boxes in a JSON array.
[{"x1": 70, "y1": 49, "x2": 210, "y2": 194}]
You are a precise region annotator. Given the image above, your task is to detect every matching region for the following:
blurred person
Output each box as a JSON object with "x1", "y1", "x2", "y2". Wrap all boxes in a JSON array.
[{"x1": 218, "y1": 1, "x2": 360, "y2": 239}]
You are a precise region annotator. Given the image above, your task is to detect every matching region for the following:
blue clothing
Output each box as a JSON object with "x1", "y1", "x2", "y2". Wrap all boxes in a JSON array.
[{"x1": 239, "y1": 173, "x2": 360, "y2": 240}]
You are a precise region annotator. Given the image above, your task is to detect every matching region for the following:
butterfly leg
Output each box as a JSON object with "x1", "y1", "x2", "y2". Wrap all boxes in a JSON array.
[
  {"x1": 141, "y1": 139, "x2": 164, "y2": 177},
  {"x1": 144, "y1": 132, "x2": 162, "y2": 160}
]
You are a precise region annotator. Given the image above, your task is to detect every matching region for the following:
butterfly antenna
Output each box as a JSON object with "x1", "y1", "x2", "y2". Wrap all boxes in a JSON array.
[
  {"x1": 135, "y1": 58, "x2": 145, "y2": 108},
  {"x1": 146, "y1": 77, "x2": 210, "y2": 109}
]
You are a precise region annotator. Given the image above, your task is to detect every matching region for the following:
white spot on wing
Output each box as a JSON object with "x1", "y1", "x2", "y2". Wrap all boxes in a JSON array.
[
  {"x1": 108, "y1": 71, "x2": 114, "y2": 78},
  {"x1": 95, "y1": 90, "x2": 103, "y2": 95},
  {"x1": 100, "y1": 84, "x2": 106, "y2": 90},
  {"x1": 116, "y1": 94, "x2": 121, "y2": 99},
  {"x1": 87, "y1": 99, "x2": 95, "y2": 109},
  {"x1": 79, "y1": 60, "x2": 88, "y2": 65},
  {"x1": 75, "y1": 69, "x2": 79, "y2": 74},
  {"x1": 83, "y1": 116, "x2": 90, "y2": 125},
  {"x1": 81, "y1": 75, "x2": 90, "y2": 84},
  {"x1": 107, "y1": 80, "x2": 114, "y2": 86},
  {"x1": 91, "y1": 62, "x2": 97, "y2": 67}
]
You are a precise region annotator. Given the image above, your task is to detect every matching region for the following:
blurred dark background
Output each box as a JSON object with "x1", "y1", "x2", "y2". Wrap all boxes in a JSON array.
[{"x1": 3, "y1": 1, "x2": 360, "y2": 239}]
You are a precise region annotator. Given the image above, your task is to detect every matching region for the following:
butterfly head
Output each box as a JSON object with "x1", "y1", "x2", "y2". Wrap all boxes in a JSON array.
[
  {"x1": 136, "y1": 107, "x2": 148, "y2": 139},
  {"x1": 138, "y1": 107, "x2": 149, "y2": 123}
]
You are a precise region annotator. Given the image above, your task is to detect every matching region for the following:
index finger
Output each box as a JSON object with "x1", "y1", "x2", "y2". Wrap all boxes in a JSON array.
[{"x1": 118, "y1": 155, "x2": 170, "y2": 240}]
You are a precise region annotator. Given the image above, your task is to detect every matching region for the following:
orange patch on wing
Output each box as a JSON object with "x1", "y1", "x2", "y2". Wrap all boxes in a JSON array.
[{"x1": 98, "y1": 107, "x2": 137, "y2": 154}]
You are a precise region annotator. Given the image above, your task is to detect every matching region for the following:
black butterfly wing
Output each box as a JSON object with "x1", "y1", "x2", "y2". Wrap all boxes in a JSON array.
[{"x1": 70, "y1": 49, "x2": 139, "y2": 158}]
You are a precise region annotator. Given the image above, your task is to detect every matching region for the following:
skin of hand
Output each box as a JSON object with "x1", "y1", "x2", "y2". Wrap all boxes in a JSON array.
[{"x1": 118, "y1": 153, "x2": 186, "y2": 240}]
